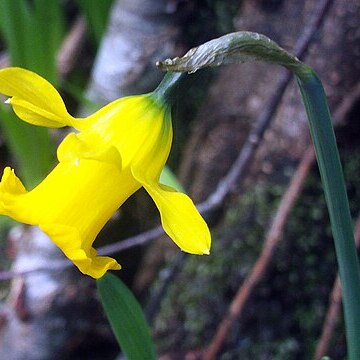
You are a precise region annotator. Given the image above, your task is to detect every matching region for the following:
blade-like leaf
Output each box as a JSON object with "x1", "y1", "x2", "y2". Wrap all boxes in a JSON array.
[
  {"x1": 97, "y1": 273, "x2": 156, "y2": 360},
  {"x1": 76, "y1": 0, "x2": 113, "y2": 45},
  {"x1": 0, "y1": 0, "x2": 64, "y2": 187},
  {"x1": 31, "y1": 0, "x2": 64, "y2": 83},
  {"x1": 0, "y1": 0, "x2": 31, "y2": 66},
  {"x1": 0, "y1": 106, "x2": 54, "y2": 188}
]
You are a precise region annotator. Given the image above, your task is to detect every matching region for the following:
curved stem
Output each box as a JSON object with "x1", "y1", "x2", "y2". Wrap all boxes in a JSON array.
[
  {"x1": 157, "y1": 29, "x2": 359, "y2": 358},
  {"x1": 152, "y1": 71, "x2": 184, "y2": 105},
  {"x1": 295, "y1": 66, "x2": 360, "y2": 360}
]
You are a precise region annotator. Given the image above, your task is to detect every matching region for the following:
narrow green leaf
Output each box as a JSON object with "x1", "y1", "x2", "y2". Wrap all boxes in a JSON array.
[
  {"x1": 76, "y1": 0, "x2": 114, "y2": 45},
  {"x1": 0, "y1": 0, "x2": 65, "y2": 81},
  {"x1": 0, "y1": 0, "x2": 31, "y2": 67},
  {"x1": 31, "y1": 0, "x2": 65, "y2": 83},
  {"x1": 97, "y1": 273, "x2": 156, "y2": 360},
  {"x1": 0, "y1": 106, "x2": 54, "y2": 188},
  {"x1": 0, "y1": 0, "x2": 64, "y2": 187},
  {"x1": 296, "y1": 67, "x2": 360, "y2": 360}
]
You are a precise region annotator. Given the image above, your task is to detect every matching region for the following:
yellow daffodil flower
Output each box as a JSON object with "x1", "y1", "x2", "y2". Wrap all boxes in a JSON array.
[{"x1": 0, "y1": 67, "x2": 211, "y2": 278}]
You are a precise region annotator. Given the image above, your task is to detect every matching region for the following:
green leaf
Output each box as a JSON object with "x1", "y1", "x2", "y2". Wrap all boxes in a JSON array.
[
  {"x1": 160, "y1": 165, "x2": 185, "y2": 192},
  {"x1": 76, "y1": 0, "x2": 114, "y2": 45},
  {"x1": 0, "y1": 0, "x2": 31, "y2": 67},
  {"x1": 97, "y1": 273, "x2": 156, "y2": 360},
  {"x1": 296, "y1": 68, "x2": 360, "y2": 360},
  {"x1": 31, "y1": 0, "x2": 65, "y2": 83},
  {"x1": 0, "y1": 0, "x2": 65, "y2": 187},
  {"x1": 0, "y1": 0, "x2": 64, "y2": 82},
  {"x1": 0, "y1": 105, "x2": 55, "y2": 188}
]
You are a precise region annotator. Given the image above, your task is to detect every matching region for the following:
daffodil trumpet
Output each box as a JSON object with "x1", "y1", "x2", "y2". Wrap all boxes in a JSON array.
[{"x1": 0, "y1": 67, "x2": 211, "y2": 278}]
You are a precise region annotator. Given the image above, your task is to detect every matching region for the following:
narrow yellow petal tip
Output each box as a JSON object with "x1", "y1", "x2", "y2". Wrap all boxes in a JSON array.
[
  {"x1": 181, "y1": 241, "x2": 211, "y2": 256},
  {"x1": 187, "y1": 230, "x2": 211, "y2": 255},
  {"x1": 0, "y1": 67, "x2": 75, "y2": 128},
  {"x1": 40, "y1": 223, "x2": 122, "y2": 279},
  {"x1": 0, "y1": 167, "x2": 27, "y2": 195},
  {"x1": 138, "y1": 180, "x2": 212, "y2": 256},
  {"x1": 83, "y1": 256, "x2": 122, "y2": 279}
]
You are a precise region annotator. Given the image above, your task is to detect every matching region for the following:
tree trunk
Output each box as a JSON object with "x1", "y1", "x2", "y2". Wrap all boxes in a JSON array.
[{"x1": 85, "y1": 0, "x2": 182, "y2": 105}]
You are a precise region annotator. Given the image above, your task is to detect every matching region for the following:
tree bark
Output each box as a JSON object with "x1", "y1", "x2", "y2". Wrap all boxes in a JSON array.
[
  {"x1": 0, "y1": 227, "x2": 115, "y2": 360},
  {"x1": 85, "y1": 0, "x2": 181, "y2": 105}
]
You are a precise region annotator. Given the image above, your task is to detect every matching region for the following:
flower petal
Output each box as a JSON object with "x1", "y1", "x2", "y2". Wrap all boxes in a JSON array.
[
  {"x1": 0, "y1": 167, "x2": 27, "y2": 217},
  {"x1": 86, "y1": 94, "x2": 172, "y2": 173},
  {"x1": 0, "y1": 67, "x2": 75, "y2": 128},
  {"x1": 57, "y1": 132, "x2": 122, "y2": 168},
  {"x1": 0, "y1": 167, "x2": 26, "y2": 195},
  {"x1": 0, "y1": 159, "x2": 138, "y2": 279},
  {"x1": 141, "y1": 180, "x2": 211, "y2": 255},
  {"x1": 40, "y1": 223, "x2": 121, "y2": 278}
]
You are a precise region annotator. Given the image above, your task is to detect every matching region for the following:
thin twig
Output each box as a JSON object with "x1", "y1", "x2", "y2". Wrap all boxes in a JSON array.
[
  {"x1": 314, "y1": 276, "x2": 342, "y2": 360},
  {"x1": 57, "y1": 16, "x2": 87, "y2": 77},
  {"x1": 98, "y1": 226, "x2": 164, "y2": 256},
  {"x1": 0, "y1": 226, "x2": 164, "y2": 280},
  {"x1": 204, "y1": 145, "x2": 316, "y2": 359},
  {"x1": 0, "y1": 259, "x2": 71, "y2": 280},
  {"x1": 204, "y1": 80, "x2": 360, "y2": 359}
]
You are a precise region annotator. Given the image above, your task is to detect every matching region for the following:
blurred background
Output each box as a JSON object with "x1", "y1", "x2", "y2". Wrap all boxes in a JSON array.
[{"x1": 0, "y1": 0, "x2": 359, "y2": 359}]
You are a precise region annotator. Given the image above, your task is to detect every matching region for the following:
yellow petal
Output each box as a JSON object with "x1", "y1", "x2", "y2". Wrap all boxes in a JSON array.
[
  {"x1": 0, "y1": 167, "x2": 26, "y2": 195},
  {"x1": 131, "y1": 109, "x2": 172, "y2": 181},
  {"x1": 0, "y1": 67, "x2": 75, "y2": 128},
  {"x1": 86, "y1": 94, "x2": 172, "y2": 173},
  {"x1": 40, "y1": 223, "x2": 121, "y2": 278},
  {"x1": 0, "y1": 158, "x2": 140, "y2": 278},
  {"x1": 57, "y1": 132, "x2": 122, "y2": 168},
  {"x1": 0, "y1": 167, "x2": 26, "y2": 216},
  {"x1": 141, "y1": 180, "x2": 211, "y2": 255}
]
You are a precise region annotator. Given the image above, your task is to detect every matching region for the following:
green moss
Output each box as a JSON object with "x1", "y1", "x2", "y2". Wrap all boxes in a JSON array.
[{"x1": 152, "y1": 180, "x2": 283, "y2": 352}]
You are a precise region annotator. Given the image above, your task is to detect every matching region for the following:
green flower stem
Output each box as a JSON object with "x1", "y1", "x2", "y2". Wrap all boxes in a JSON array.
[
  {"x1": 153, "y1": 71, "x2": 184, "y2": 105},
  {"x1": 295, "y1": 65, "x2": 360, "y2": 360}
]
